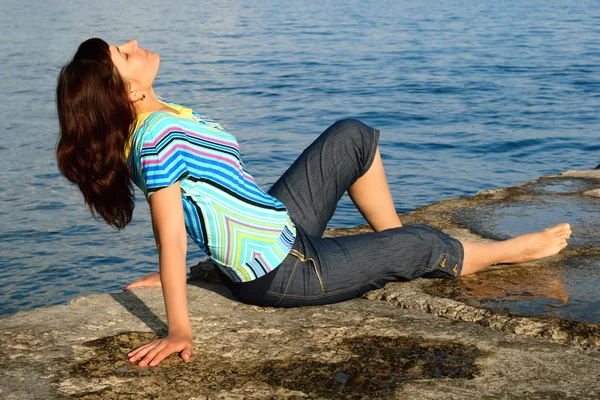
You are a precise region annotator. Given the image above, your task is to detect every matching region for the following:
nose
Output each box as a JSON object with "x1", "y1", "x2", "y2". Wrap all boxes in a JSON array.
[
  {"x1": 128, "y1": 39, "x2": 138, "y2": 52},
  {"x1": 119, "y1": 39, "x2": 138, "y2": 53}
]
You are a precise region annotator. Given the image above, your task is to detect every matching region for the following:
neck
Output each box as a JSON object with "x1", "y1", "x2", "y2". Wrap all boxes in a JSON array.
[{"x1": 132, "y1": 87, "x2": 173, "y2": 116}]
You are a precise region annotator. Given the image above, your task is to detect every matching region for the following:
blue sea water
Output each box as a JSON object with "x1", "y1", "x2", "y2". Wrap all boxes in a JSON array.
[{"x1": 0, "y1": 0, "x2": 599, "y2": 317}]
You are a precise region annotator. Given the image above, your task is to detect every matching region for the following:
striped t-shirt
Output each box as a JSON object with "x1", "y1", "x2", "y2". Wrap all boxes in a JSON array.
[{"x1": 127, "y1": 99, "x2": 296, "y2": 282}]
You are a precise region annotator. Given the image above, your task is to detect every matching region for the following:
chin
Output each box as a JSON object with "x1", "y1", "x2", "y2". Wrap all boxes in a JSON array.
[{"x1": 152, "y1": 55, "x2": 161, "y2": 77}]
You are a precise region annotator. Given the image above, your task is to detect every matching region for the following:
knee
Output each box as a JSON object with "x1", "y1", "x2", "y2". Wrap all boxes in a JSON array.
[
  {"x1": 330, "y1": 119, "x2": 374, "y2": 140},
  {"x1": 328, "y1": 119, "x2": 379, "y2": 157},
  {"x1": 315, "y1": 119, "x2": 380, "y2": 176}
]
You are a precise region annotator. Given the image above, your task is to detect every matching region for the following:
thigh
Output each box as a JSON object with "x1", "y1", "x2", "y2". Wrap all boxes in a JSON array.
[
  {"x1": 259, "y1": 224, "x2": 464, "y2": 308},
  {"x1": 268, "y1": 119, "x2": 380, "y2": 238}
]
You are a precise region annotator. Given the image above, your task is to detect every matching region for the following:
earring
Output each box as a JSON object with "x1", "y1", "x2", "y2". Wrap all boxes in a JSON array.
[{"x1": 133, "y1": 94, "x2": 146, "y2": 103}]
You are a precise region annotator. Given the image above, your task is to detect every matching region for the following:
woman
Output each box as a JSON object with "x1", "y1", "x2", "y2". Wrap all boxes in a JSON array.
[{"x1": 56, "y1": 38, "x2": 571, "y2": 368}]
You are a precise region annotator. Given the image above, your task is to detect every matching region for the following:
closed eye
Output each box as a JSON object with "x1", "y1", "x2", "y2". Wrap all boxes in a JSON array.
[{"x1": 116, "y1": 46, "x2": 128, "y2": 60}]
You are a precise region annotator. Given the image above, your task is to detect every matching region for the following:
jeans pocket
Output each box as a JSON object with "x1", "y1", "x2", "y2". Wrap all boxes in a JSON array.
[
  {"x1": 269, "y1": 258, "x2": 300, "y2": 307},
  {"x1": 289, "y1": 249, "x2": 325, "y2": 296}
]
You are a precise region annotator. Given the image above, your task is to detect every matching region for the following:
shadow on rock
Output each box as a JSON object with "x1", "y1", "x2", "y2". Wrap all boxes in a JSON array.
[
  {"x1": 68, "y1": 332, "x2": 483, "y2": 399},
  {"x1": 109, "y1": 291, "x2": 168, "y2": 336}
]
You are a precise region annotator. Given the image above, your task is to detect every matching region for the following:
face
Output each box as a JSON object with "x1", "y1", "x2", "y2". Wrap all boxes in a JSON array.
[{"x1": 109, "y1": 39, "x2": 160, "y2": 98}]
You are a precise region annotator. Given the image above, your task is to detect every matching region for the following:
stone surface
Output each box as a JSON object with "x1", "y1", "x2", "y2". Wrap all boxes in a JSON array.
[
  {"x1": 2, "y1": 170, "x2": 600, "y2": 399},
  {"x1": 3, "y1": 283, "x2": 600, "y2": 399}
]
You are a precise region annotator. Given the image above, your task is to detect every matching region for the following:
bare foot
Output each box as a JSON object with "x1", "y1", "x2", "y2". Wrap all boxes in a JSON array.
[
  {"x1": 508, "y1": 223, "x2": 572, "y2": 264},
  {"x1": 460, "y1": 223, "x2": 572, "y2": 276},
  {"x1": 122, "y1": 273, "x2": 162, "y2": 291}
]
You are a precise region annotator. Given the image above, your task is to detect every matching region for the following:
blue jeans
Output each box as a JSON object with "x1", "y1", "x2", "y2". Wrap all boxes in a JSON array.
[{"x1": 219, "y1": 119, "x2": 464, "y2": 307}]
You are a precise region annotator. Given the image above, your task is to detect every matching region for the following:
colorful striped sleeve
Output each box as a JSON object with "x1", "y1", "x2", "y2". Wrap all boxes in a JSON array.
[{"x1": 139, "y1": 114, "x2": 190, "y2": 195}]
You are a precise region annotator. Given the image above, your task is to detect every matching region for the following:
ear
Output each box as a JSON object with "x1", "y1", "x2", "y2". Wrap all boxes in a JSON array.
[{"x1": 127, "y1": 78, "x2": 143, "y2": 102}]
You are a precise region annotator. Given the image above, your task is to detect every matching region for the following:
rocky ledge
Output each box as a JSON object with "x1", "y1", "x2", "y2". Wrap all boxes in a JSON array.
[{"x1": 2, "y1": 170, "x2": 600, "y2": 400}]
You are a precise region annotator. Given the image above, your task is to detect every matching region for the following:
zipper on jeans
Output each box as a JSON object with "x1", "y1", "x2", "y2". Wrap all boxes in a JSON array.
[{"x1": 288, "y1": 249, "x2": 325, "y2": 295}]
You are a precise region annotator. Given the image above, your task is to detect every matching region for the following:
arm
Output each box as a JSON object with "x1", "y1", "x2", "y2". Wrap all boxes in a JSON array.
[
  {"x1": 127, "y1": 182, "x2": 193, "y2": 367},
  {"x1": 122, "y1": 210, "x2": 162, "y2": 290}
]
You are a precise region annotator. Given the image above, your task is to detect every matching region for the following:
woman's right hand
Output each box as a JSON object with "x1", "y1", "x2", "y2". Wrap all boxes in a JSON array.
[
  {"x1": 122, "y1": 272, "x2": 162, "y2": 291},
  {"x1": 127, "y1": 332, "x2": 193, "y2": 367}
]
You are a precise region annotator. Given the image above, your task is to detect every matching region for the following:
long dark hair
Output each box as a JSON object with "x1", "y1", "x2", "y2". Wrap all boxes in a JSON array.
[{"x1": 56, "y1": 38, "x2": 136, "y2": 230}]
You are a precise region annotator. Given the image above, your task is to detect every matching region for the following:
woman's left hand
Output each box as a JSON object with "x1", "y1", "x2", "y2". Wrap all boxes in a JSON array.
[{"x1": 127, "y1": 333, "x2": 193, "y2": 367}]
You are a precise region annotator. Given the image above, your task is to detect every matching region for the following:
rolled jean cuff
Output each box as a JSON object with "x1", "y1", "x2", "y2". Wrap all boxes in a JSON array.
[
  {"x1": 360, "y1": 127, "x2": 381, "y2": 178},
  {"x1": 422, "y1": 226, "x2": 464, "y2": 279}
]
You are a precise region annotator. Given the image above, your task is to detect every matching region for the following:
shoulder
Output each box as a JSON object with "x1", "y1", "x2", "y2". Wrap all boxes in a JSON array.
[
  {"x1": 145, "y1": 112, "x2": 185, "y2": 132},
  {"x1": 138, "y1": 112, "x2": 188, "y2": 145}
]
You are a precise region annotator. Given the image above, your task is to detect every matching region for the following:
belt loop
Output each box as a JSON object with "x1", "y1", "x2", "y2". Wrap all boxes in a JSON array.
[{"x1": 288, "y1": 249, "x2": 325, "y2": 295}]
